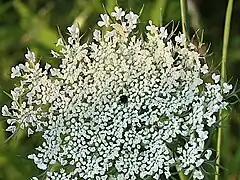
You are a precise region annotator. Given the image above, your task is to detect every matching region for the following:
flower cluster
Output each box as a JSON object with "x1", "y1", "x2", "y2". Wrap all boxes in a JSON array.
[{"x1": 2, "y1": 7, "x2": 232, "y2": 180}]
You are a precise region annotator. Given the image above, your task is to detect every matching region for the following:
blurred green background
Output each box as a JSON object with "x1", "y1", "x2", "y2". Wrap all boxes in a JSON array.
[{"x1": 0, "y1": 0, "x2": 239, "y2": 179}]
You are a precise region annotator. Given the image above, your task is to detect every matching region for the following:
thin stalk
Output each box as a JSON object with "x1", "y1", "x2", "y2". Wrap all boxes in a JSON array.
[
  {"x1": 180, "y1": 0, "x2": 188, "y2": 45},
  {"x1": 160, "y1": 8, "x2": 163, "y2": 27},
  {"x1": 179, "y1": 171, "x2": 187, "y2": 180},
  {"x1": 215, "y1": 0, "x2": 234, "y2": 180}
]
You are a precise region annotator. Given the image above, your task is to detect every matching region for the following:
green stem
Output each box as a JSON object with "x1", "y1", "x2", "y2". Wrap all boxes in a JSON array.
[
  {"x1": 160, "y1": 8, "x2": 163, "y2": 27},
  {"x1": 179, "y1": 171, "x2": 187, "y2": 180},
  {"x1": 176, "y1": 163, "x2": 187, "y2": 179},
  {"x1": 180, "y1": 0, "x2": 188, "y2": 44},
  {"x1": 215, "y1": 0, "x2": 234, "y2": 180}
]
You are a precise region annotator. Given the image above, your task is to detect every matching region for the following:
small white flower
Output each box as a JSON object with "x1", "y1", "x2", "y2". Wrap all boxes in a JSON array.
[
  {"x1": 67, "y1": 24, "x2": 79, "y2": 36},
  {"x1": 223, "y1": 82, "x2": 232, "y2": 93},
  {"x1": 93, "y1": 29, "x2": 101, "y2": 42},
  {"x1": 31, "y1": 177, "x2": 38, "y2": 180},
  {"x1": 125, "y1": 11, "x2": 138, "y2": 25},
  {"x1": 28, "y1": 154, "x2": 36, "y2": 159},
  {"x1": 6, "y1": 126, "x2": 16, "y2": 133},
  {"x1": 45, "y1": 63, "x2": 51, "y2": 70},
  {"x1": 146, "y1": 20, "x2": 158, "y2": 34},
  {"x1": 212, "y1": 73, "x2": 220, "y2": 83},
  {"x1": 175, "y1": 34, "x2": 186, "y2": 46},
  {"x1": 111, "y1": 6, "x2": 125, "y2": 20},
  {"x1": 207, "y1": 115, "x2": 216, "y2": 127},
  {"x1": 188, "y1": 43, "x2": 196, "y2": 50},
  {"x1": 50, "y1": 68, "x2": 59, "y2": 76},
  {"x1": 193, "y1": 78, "x2": 203, "y2": 86},
  {"x1": 97, "y1": 14, "x2": 110, "y2": 27},
  {"x1": 216, "y1": 93, "x2": 223, "y2": 102},
  {"x1": 28, "y1": 128, "x2": 34, "y2": 136},
  {"x1": 2, "y1": 105, "x2": 11, "y2": 116},
  {"x1": 193, "y1": 170, "x2": 204, "y2": 179},
  {"x1": 51, "y1": 50, "x2": 60, "y2": 58},
  {"x1": 104, "y1": 30, "x2": 116, "y2": 42},
  {"x1": 11, "y1": 66, "x2": 21, "y2": 78},
  {"x1": 37, "y1": 163, "x2": 47, "y2": 170},
  {"x1": 195, "y1": 159, "x2": 204, "y2": 167},
  {"x1": 25, "y1": 49, "x2": 36, "y2": 62},
  {"x1": 18, "y1": 63, "x2": 28, "y2": 72},
  {"x1": 7, "y1": 119, "x2": 17, "y2": 125},
  {"x1": 204, "y1": 150, "x2": 212, "y2": 160},
  {"x1": 200, "y1": 64, "x2": 208, "y2": 74},
  {"x1": 56, "y1": 38, "x2": 64, "y2": 46},
  {"x1": 159, "y1": 27, "x2": 168, "y2": 39}
]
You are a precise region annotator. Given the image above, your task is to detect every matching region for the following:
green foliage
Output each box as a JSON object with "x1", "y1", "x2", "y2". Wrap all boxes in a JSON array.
[{"x1": 0, "y1": 0, "x2": 239, "y2": 179}]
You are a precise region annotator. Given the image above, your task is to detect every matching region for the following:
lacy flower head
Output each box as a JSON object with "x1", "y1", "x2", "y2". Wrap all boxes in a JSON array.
[{"x1": 1, "y1": 7, "x2": 233, "y2": 180}]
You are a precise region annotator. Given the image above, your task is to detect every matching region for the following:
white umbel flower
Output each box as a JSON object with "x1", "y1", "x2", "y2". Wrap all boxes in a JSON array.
[{"x1": 1, "y1": 7, "x2": 233, "y2": 180}]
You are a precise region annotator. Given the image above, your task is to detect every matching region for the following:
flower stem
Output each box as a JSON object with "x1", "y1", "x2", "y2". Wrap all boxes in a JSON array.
[
  {"x1": 179, "y1": 171, "x2": 187, "y2": 180},
  {"x1": 180, "y1": 0, "x2": 188, "y2": 44},
  {"x1": 215, "y1": 0, "x2": 234, "y2": 179}
]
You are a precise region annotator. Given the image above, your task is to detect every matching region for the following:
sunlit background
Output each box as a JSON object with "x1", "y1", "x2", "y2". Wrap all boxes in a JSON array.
[{"x1": 0, "y1": 0, "x2": 239, "y2": 179}]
